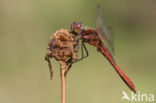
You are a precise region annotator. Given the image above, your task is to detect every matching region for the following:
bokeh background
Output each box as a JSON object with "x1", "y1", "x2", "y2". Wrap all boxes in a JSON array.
[{"x1": 0, "y1": 0, "x2": 156, "y2": 103}]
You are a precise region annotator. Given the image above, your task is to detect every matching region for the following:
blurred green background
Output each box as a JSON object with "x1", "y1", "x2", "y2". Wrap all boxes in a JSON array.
[{"x1": 0, "y1": 0, "x2": 156, "y2": 103}]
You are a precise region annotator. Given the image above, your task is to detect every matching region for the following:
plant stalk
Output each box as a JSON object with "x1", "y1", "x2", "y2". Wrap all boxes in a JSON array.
[{"x1": 60, "y1": 64, "x2": 66, "y2": 103}]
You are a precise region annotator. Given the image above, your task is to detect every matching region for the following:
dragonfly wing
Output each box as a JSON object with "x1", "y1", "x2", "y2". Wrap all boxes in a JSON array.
[{"x1": 96, "y1": 5, "x2": 115, "y2": 55}]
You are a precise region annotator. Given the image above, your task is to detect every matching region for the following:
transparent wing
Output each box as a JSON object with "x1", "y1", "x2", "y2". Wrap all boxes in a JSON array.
[{"x1": 96, "y1": 5, "x2": 115, "y2": 55}]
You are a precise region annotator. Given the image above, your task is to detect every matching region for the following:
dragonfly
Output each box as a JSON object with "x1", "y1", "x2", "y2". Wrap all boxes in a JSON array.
[{"x1": 69, "y1": 5, "x2": 136, "y2": 93}]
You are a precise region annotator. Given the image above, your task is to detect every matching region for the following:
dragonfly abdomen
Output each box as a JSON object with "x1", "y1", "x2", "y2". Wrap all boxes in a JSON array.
[{"x1": 99, "y1": 45, "x2": 136, "y2": 93}]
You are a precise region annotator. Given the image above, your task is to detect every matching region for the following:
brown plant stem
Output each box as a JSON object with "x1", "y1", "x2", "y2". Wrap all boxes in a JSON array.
[{"x1": 60, "y1": 64, "x2": 66, "y2": 103}]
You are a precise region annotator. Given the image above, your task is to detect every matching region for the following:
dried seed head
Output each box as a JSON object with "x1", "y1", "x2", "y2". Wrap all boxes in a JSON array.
[
  {"x1": 45, "y1": 29, "x2": 78, "y2": 79},
  {"x1": 47, "y1": 29, "x2": 78, "y2": 62}
]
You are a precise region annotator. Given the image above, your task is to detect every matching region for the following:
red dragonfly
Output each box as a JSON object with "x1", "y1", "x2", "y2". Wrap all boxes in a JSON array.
[{"x1": 69, "y1": 5, "x2": 136, "y2": 93}]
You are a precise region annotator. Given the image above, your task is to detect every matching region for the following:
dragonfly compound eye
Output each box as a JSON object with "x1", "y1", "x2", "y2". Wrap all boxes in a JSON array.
[{"x1": 71, "y1": 22, "x2": 83, "y2": 34}]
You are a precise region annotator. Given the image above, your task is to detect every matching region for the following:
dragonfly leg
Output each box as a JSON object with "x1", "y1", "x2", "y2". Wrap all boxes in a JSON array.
[
  {"x1": 76, "y1": 38, "x2": 80, "y2": 52},
  {"x1": 73, "y1": 41, "x2": 89, "y2": 63},
  {"x1": 65, "y1": 39, "x2": 81, "y2": 75},
  {"x1": 73, "y1": 42, "x2": 84, "y2": 62},
  {"x1": 82, "y1": 42, "x2": 89, "y2": 58},
  {"x1": 65, "y1": 44, "x2": 84, "y2": 75},
  {"x1": 65, "y1": 42, "x2": 89, "y2": 75},
  {"x1": 78, "y1": 41, "x2": 85, "y2": 61},
  {"x1": 65, "y1": 58, "x2": 73, "y2": 75}
]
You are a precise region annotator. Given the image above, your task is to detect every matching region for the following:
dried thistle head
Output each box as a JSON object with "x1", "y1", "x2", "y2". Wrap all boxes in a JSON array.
[{"x1": 45, "y1": 29, "x2": 78, "y2": 79}]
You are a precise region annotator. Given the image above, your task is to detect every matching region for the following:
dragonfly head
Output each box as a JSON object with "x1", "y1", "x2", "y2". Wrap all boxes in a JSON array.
[{"x1": 71, "y1": 22, "x2": 83, "y2": 35}]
